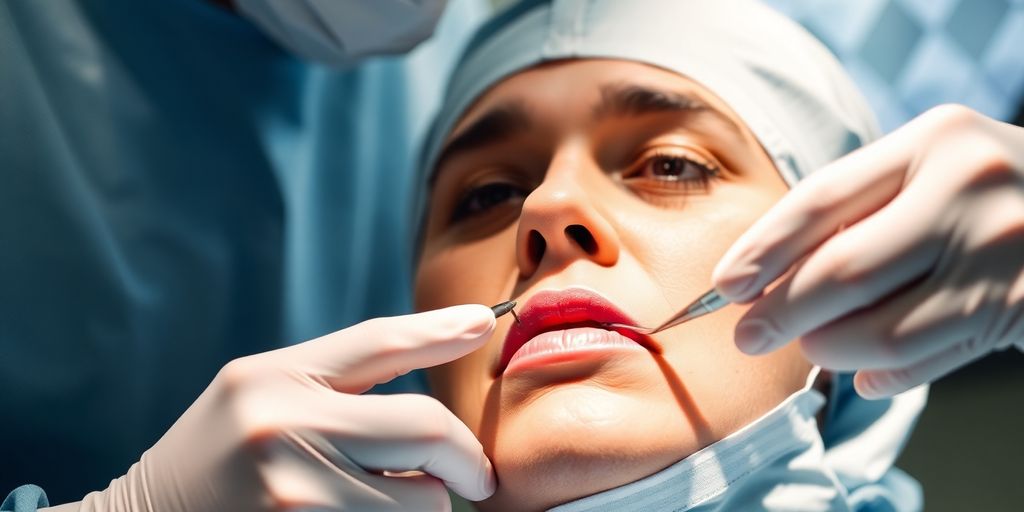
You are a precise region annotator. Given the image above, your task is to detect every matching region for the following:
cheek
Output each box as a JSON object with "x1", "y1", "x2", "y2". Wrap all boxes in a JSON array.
[
  {"x1": 414, "y1": 231, "x2": 518, "y2": 429},
  {"x1": 414, "y1": 232, "x2": 517, "y2": 310},
  {"x1": 617, "y1": 180, "x2": 784, "y2": 304},
  {"x1": 613, "y1": 176, "x2": 808, "y2": 434}
]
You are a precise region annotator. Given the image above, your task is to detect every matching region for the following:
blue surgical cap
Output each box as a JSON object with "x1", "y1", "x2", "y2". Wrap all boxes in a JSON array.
[
  {"x1": 416, "y1": 0, "x2": 926, "y2": 504},
  {"x1": 420, "y1": 0, "x2": 881, "y2": 188}
]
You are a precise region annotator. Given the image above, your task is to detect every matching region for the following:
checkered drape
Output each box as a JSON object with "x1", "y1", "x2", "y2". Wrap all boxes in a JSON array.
[{"x1": 764, "y1": 0, "x2": 1024, "y2": 131}]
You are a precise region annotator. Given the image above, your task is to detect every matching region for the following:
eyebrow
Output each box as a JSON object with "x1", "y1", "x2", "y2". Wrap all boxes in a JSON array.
[
  {"x1": 430, "y1": 102, "x2": 531, "y2": 184},
  {"x1": 594, "y1": 83, "x2": 712, "y2": 120},
  {"x1": 429, "y1": 83, "x2": 737, "y2": 184}
]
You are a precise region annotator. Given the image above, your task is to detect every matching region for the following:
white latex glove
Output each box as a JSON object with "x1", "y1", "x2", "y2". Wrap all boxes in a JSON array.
[
  {"x1": 45, "y1": 305, "x2": 497, "y2": 512},
  {"x1": 712, "y1": 105, "x2": 1024, "y2": 399},
  {"x1": 235, "y1": 0, "x2": 448, "y2": 65}
]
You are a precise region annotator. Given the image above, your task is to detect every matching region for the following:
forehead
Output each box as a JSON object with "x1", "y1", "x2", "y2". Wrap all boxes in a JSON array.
[{"x1": 447, "y1": 59, "x2": 744, "y2": 139}]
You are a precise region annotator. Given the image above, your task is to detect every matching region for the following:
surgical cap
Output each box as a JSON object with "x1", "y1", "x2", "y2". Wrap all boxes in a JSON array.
[
  {"x1": 420, "y1": 0, "x2": 881, "y2": 188},
  {"x1": 416, "y1": 0, "x2": 927, "y2": 503}
]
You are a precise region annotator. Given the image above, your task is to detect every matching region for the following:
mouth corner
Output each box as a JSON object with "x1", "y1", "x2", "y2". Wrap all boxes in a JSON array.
[{"x1": 605, "y1": 325, "x2": 662, "y2": 354}]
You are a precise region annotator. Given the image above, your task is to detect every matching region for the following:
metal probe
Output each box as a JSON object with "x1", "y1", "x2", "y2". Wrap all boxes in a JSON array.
[
  {"x1": 604, "y1": 288, "x2": 729, "y2": 335},
  {"x1": 490, "y1": 300, "x2": 520, "y2": 323}
]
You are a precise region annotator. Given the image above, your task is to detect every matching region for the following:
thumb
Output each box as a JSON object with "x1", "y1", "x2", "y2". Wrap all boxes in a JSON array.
[{"x1": 294, "y1": 305, "x2": 495, "y2": 393}]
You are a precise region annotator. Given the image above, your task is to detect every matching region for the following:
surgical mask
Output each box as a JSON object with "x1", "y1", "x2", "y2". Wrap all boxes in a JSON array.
[
  {"x1": 549, "y1": 367, "x2": 913, "y2": 512},
  {"x1": 235, "y1": 0, "x2": 448, "y2": 66}
]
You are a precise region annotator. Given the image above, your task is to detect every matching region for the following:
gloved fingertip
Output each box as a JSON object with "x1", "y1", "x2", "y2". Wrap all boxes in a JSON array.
[
  {"x1": 735, "y1": 318, "x2": 775, "y2": 355},
  {"x1": 482, "y1": 457, "x2": 497, "y2": 498},
  {"x1": 465, "y1": 304, "x2": 497, "y2": 338},
  {"x1": 430, "y1": 304, "x2": 496, "y2": 339},
  {"x1": 448, "y1": 477, "x2": 494, "y2": 503},
  {"x1": 712, "y1": 257, "x2": 763, "y2": 302},
  {"x1": 716, "y1": 277, "x2": 756, "y2": 303},
  {"x1": 853, "y1": 371, "x2": 890, "y2": 400},
  {"x1": 449, "y1": 454, "x2": 497, "y2": 502}
]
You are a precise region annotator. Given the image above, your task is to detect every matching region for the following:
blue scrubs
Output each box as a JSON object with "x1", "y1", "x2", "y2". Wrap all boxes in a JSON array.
[{"x1": 0, "y1": 0, "x2": 485, "y2": 504}]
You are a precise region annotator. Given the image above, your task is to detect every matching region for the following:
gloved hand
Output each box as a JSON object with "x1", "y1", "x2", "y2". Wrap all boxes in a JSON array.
[
  {"x1": 235, "y1": 0, "x2": 449, "y2": 65},
  {"x1": 712, "y1": 105, "x2": 1024, "y2": 399},
  {"x1": 48, "y1": 305, "x2": 497, "y2": 512}
]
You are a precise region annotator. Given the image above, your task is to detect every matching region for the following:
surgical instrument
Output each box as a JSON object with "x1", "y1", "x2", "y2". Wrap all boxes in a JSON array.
[
  {"x1": 491, "y1": 300, "x2": 521, "y2": 323},
  {"x1": 604, "y1": 288, "x2": 729, "y2": 335}
]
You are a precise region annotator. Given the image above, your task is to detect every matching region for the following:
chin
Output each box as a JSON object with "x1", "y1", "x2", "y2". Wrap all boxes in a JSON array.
[{"x1": 475, "y1": 383, "x2": 698, "y2": 512}]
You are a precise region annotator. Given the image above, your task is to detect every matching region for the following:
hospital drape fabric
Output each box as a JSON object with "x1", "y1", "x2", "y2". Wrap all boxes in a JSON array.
[
  {"x1": 764, "y1": 0, "x2": 1024, "y2": 131},
  {"x1": 0, "y1": 486, "x2": 47, "y2": 512},
  {"x1": 0, "y1": 0, "x2": 485, "y2": 502}
]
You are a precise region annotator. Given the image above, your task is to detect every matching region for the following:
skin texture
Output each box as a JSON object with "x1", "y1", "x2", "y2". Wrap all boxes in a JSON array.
[{"x1": 414, "y1": 60, "x2": 812, "y2": 511}]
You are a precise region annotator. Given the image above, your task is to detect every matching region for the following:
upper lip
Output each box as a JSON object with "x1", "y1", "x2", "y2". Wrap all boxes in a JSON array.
[{"x1": 497, "y1": 287, "x2": 656, "y2": 374}]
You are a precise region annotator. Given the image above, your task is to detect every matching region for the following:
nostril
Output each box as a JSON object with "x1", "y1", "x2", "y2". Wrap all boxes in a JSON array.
[
  {"x1": 528, "y1": 230, "x2": 546, "y2": 264},
  {"x1": 565, "y1": 224, "x2": 598, "y2": 255}
]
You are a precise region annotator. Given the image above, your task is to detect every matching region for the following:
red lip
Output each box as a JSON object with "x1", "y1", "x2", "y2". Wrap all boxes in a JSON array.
[{"x1": 498, "y1": 287, "x2": 658, "y2": 375}]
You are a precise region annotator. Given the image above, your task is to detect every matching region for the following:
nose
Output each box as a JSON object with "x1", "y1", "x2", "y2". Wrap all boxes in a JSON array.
[{"x1": 515, "y1": 172, "x2": 620, "y2": 279}]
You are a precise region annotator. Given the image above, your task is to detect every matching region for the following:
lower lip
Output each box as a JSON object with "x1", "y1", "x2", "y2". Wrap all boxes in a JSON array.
[{"x1": 505, "y1": 327, "x2": 646, "y2": 374}]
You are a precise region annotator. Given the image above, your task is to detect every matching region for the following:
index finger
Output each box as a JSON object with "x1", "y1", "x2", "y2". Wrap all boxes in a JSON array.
[
  {"x1": 712, "y1": 118, "x2": 920, "y2": 303},
  {"x1": 295, "y1": 304, "x2": 496, "y2": 394}
]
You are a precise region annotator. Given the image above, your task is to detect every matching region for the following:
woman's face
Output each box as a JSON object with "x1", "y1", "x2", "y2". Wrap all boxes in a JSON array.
[{"x1": 415, "y1": 60, "x2": 811, "y2": 511}]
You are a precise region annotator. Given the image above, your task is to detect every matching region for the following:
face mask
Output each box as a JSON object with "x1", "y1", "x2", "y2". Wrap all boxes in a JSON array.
[
  {"x1": 548, "y1": 367, "x2": 915, "y2": 512},
  {"x1": 235, "y1": 0, "x2": 447, "y2": 65}
]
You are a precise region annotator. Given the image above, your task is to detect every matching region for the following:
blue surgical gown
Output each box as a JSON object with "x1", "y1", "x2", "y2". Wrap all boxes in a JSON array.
[{"x1": 0, "y1": 0, "x2": 485, "y2": 504}]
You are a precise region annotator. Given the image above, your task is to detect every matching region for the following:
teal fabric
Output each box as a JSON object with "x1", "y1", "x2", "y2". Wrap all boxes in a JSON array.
[
  {"x1": 0, "y1": 486, "x2": 47, "y2": 512},
  {"x1": 763, "y1": 0, "x2": 1024, "y2": 131},
  {"x1": 0, "y1": 0, "x2": 485, "y2": 503}
]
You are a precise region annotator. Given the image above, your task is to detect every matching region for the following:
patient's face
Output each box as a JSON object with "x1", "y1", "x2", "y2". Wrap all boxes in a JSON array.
[{"x1": 414, "y1": 60, "x2": 811, "y2": 511}]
